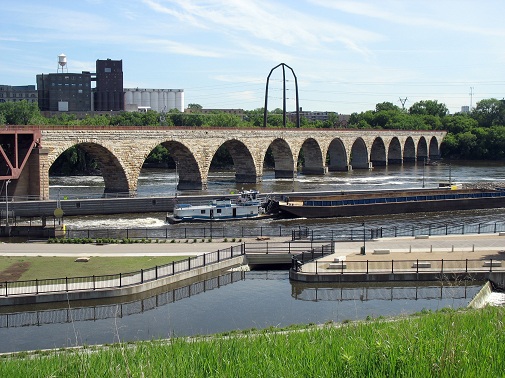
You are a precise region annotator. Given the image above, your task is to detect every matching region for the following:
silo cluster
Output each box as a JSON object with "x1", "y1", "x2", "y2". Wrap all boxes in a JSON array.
[{"x1": 124, "y1": 88, "x2": 184, "y2": 112}]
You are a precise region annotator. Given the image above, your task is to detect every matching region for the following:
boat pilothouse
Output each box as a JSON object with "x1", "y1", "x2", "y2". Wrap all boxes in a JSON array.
[{"x1": 167, "y1": 190, "x2": 265, "y2": 223}]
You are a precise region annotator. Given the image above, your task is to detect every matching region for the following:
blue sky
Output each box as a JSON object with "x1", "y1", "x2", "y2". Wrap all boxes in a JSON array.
[{"x1": 1, "y1": 0, "x2": 505, "y2": 114}]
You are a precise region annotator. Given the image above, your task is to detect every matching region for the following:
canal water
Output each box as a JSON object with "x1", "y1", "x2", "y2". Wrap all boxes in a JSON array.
[{"x1": 0, "y1": 160, "x2": 504, "y2": 353}]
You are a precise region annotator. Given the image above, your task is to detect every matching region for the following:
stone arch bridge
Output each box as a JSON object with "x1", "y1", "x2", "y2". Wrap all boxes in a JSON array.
[{"x1": 1, "y1": 126, "x2": 446, "y2": 199}]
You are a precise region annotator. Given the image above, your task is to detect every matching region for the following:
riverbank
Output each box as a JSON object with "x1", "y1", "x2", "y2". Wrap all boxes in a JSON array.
[{"x1": 1, "y1": 306, "x2": 503, "y2": 376}]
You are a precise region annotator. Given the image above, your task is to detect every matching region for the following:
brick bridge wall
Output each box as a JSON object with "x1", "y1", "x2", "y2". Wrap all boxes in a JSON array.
[{"x1": 13, "y1": 126, "x2": 446, "y2": 198}]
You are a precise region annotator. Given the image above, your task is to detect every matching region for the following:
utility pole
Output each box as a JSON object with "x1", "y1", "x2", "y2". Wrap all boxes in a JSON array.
[
  {"x1": 399, "y1": 97, "x2": 408, "y2": 111},
  {"x1": 469, "y1": 87, "x2": 474, "y2": 110}
]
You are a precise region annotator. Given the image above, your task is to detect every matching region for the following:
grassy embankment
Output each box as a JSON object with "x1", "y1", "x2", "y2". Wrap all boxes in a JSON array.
[
  {"x1": 0, "y1": 256, "x2": 187, "y2": 281},
  {"x1": 1, "y1": 306, "x2": 503, "y2": 377}
]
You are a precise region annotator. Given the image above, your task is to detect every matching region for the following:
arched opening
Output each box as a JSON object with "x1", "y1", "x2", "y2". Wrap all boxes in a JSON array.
[
  {"x1": 327, "y1": 138, "x2": 348, "y2": 171},
  {"x1": 350, "y1": 138, "x2": 370, "y2": 169},
  {"x1": 370, "y1": 137, "x2": 387, "y2": 167},
  {"x1": 265, "y1": 138, "x2": 294, "y2": 178},
  {"x1": 142, "y1": 141, "x2": 203, "y2": 191},
  {"x1": 50, "y1": 143, "x2": 129, "y2": 196},
  {"x1": 417, "y1": 137, "x2": 428, "y2": 161},
  {"x1": 300, "y1": 138, "x2": 326, "y2": 175},
  {"x1": 429, "y1": 136, "x2": 440, "y2": 160},
  {"x1": 403, "y1": 137, "x2": 416, "y2": 163},
  {"x1": 211, "y1": 139, "x2": 257, "y2": 184},
  {"x1": 387, "y1": 137, "x2": 402, "y2": 164}
]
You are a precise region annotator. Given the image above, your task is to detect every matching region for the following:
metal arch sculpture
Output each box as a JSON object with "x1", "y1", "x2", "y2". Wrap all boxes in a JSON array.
[{"x1": 263, "y1": 63, "x2": 300, "y2": 128}]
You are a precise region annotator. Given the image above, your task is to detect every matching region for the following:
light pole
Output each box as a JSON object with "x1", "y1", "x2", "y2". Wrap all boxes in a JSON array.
[
  {"x1": 422, "y1": 158, "x2": 426, "y2": 188},
  {"x1": 361, "y1": 222, "x2": 366, "y2": 255},
  {"x1": 5, "y1": 179, "x2": 10, "y2": 227}
]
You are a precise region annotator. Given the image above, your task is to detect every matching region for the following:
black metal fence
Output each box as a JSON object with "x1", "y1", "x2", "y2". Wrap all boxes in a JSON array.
[
  {"x1": 309, "y1": 221, "x2": 505, "y2": 242},
  {"x1": 291, "y1": 257, "x2": 504, "y2": 275},
  {"x1": 2, "y1": 244, "x2": 244, "y2": 297},
  {"x1": 65, "y1": 225, "x2": 290, "y2": 240}
]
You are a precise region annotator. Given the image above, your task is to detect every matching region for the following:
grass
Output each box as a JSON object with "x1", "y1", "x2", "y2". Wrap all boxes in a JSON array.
[
  {"x1": 0, "y1": 256, "x2": 188, "y2": 281},
  {"x1": 0, "y1": 306, "x2": 504, "y2": 377}
]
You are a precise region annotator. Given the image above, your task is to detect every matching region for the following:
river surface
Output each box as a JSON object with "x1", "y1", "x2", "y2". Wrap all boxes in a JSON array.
[{"x1": 1, "y1": 160, "x2": 504, "y2": 353}]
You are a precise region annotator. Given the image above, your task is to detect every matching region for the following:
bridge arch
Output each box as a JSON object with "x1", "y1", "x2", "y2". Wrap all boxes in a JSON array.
[
  {"x1": 403, "y1": 137, "x2": 416, "y2": 162},
  {"x1": 49, "y1": 142, "x2": 130, "y2": 194},
  {"x1": 429, "y1": 136, "x2": 441, "y2": 159},
  {"x1": 211, "y1": 139, "x2": 258, "y2": 184},
  {"x1": 299, "y1": 138, "x2": 326, "y2": 175},
  {"x1": 417, "y1": 137, "x2": 428, "y2": 161},
  {"x1": 327, "y1": 138, "x2": 348, "y2": 171},
  {"x1": 266, "y1": 138, "x2": 295, "y2": 178},
  {"x1": 370, "y1": 137, "x2": 387, "y2": 167},
  {"x1": 350, "y1": 138, "x2": 370, "y2": 169},
  {"x1": 387, "y1": 137, "x2": 402, "y2": 164}
]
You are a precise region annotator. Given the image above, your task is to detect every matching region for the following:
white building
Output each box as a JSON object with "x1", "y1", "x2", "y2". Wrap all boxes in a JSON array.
[{"x1": 124, "y1": 88, "x2": 184, "y2": 112}]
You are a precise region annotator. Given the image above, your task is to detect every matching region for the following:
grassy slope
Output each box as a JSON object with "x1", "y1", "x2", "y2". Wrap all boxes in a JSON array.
[
  {"x1": 0, "y1": 256, "x2": 187, "y2": 281},
  {"x1": 1, "y1": 306, "x2": 504, "y2": 377}
]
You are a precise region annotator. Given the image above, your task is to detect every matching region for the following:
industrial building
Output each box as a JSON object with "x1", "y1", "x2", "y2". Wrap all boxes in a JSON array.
[
  {"x1": 94, "y1": 59, "x2": 124, "y2": 111},
  {"x1": 124, "y1": 88, "x2": 184, "y2": 113},
  {"x1": 36, "y1": 72, "x2": 93, "y2": 112},
  {"x1": 0, "y1": 85, "x2": 37, "y2": 104}
]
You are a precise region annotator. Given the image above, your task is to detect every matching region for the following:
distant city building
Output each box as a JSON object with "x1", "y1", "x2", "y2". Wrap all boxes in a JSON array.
[
  {"x1": 186, "y1": 108, "x2": 244, "y2": 115},
  {"x1": 287, "y1": 109, "x2": 350, "y2": 127},
  {"x1": 36, "y1": 72, "x2": 93, "y2": 112},
  {"x1": 94, "y1": 59, "x2": 124, "y2": 111},
  {"x1": 0, "y1": 85, "x2": 37, "y2": 104},
  {"x1": 124, "y1": 88, "x2": 184, "y2": 112},
  {"x1": 461, "y1": 106, "x2": 470, "y2": 113}
]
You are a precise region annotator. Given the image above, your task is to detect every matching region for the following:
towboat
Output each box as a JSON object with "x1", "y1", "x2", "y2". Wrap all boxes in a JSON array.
[
  {"x1": 278, "y1": 187, "x2": 505, "y2": 219},
  {"x1": 167, "y1": 190, "x2": 267, "y2": 223}
]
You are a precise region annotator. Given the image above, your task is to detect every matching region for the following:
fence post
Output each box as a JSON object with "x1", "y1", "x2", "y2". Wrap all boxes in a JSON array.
[
  {"x1": 184, "y1": 228, "x2": 187, "y2": 239},
  {"x1": 218, "y1": 250, "x2": 220, "y2": 262},
  {"x1": 141, "y1": 269, "x2": 144, "y2": 283},
  {"x1": 155, "y1": 266, "x2": 158, "y2": 280},
  {"x1": 412, "y1": 226, "x2": 414, "y2": 236},
  {"x1": 261, "y1": 227, "x2": 263, "y2": 237},
  {"x1": 119, "y1": 273, "x2": 122, "y2": 287},
  {"x1": 416, "y1": 260, "x2": 419, "y2": 274},
  {"x1": 36, "y1": 279, "x2": 38, "y2": 294},
  {"x1": 172, "y1": 261, "x2": 175, "y2": 275},
  {"x1": 203, "y1": 253, "x2": 206, "y2": 266},
  {"x1": 93, "y1": 275, "x2": 95, "y2": 290},
  {"x1": 5, "y1": 281, "x2": 7, "y2": 297},
  {"x1": 490, "y1": 259, "x2": 493, "y2": 273},
  {"x1": 445, "y1": 225, "x2": 448, "y2": 235},
  {"x1": 465, "y1": 259, "x2": 468, "y2": 273},
  {"x1": 316, "y1": 260, "x2": 318, "y2": 275},
  {"x1": 478, "y1": 223, "x2": 481, "y2": 234},
  {"x1": 391, "y1": 260, "x2": 394, "y2": 274},
  {"x1": 289, "y1": 242, "x2": 291, "y2": 254},
  {"x1": 366, "y1": 260, "x2": 369, "y2": 275},
  {"x1": 494, "y1": 223, "x2": 497, "y2": 234},
  {"x1": 266, "y1": 242, "x2": 269, "y2": 254},
  {"x1": 462, "y1": 224, "x2": 464, "y2": 234},
  {"x1": 441, "y1": 259, "x2": 444, "y2": 274},
  {"x1": 351, "y1": 228, "x2": 353, "y2": 240},
  {"x1": 188, "y1": 257, "x2": 191, "y2": 271},
  {"x1": 279, "y1": 226, "x2": 282, "y2": 237},
  {"x1": 66, "y1": 277, "x2": 68, "y2": 292}
]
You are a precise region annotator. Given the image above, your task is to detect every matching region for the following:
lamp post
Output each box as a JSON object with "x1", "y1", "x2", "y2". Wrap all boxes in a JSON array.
[
  {"x1": 422, "y1": 158, "x2": 426, "y2": 188},
  {"x1": 5, "y1": 179, "x2": 10, "y2": 227},
  {"x1": 361, "y1": 222, "x2": 366, "y2": 255}
]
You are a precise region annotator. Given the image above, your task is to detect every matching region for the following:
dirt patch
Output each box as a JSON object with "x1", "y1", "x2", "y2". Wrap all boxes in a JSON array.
[{"x1": 0, "y1": 261, "x2": 31, "y2": 282}]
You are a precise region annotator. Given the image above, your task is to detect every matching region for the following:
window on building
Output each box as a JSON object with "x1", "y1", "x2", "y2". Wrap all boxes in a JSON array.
[{"x1": 105, "y1": 68, "x2": 111, "y2": 73}]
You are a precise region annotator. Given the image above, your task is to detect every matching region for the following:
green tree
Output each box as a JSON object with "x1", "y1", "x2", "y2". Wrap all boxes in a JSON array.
[
  {"x1": 206, "y1": 112, "x2": 242, "y2": 128},
  {"x1": 471, "y1": 98, "x2": 505, "y2": 128},
  {"x1": 409, "y1": 100, "x2": 448, "y2": 118},
  {"x1": 0, "y1": 100, "x2": 42, "y2": 125}
]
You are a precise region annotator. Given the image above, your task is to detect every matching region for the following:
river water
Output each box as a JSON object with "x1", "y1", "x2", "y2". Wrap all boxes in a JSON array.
[{"x1": 1, "y1": 160, "x2": 504, "y2": 353}]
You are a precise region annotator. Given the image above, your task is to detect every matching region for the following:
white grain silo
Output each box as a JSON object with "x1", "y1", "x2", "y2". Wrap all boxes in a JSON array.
[
  {"x1": 159, "y1": 90, "x2": 167, "y2": 112},
  {"x1": 175, "y1": 90, "x2": 184, "y2": 112},
  {"x1": 141, "y1": 90, "x2": 150, "y2": 107},
  {"x1": 133, "y1": 90, "x2": 142, "y2": 106},
  {"x1": 168, "y1": 91, "x2": 176, "y2": 110},
  {"x1": 151, "y1": 89, "x2": 159, "y2": 112},
  {"x1": 125, "y1": 90, "x2": 133, "y2": 106}
]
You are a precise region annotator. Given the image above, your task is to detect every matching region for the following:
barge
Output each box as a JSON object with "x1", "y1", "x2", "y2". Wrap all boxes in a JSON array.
[{"x1": 278, "y1": 187, "x2": 505, "y2": 219}]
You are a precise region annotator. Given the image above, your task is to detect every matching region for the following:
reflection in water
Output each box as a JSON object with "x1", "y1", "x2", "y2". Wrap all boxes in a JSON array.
[
  {"x1": 0, "y1": 271, "x2": 246, "y2": 329},
  {"x1": 291, "y1": 281, "x2": 481, "y2": 302}
]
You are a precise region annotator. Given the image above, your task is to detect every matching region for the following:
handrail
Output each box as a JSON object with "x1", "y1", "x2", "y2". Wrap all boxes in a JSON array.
[{"x1": 2, "y1": 244, "x2": 245, "y2": 298}]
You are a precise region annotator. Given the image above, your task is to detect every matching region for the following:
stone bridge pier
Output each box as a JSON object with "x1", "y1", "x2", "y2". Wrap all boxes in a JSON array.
[{"x1": 1, "y1": 127, "x2": 446, "y2": 198}]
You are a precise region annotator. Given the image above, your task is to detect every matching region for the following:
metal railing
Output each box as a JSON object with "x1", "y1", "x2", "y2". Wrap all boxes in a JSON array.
[
  {"x1": 309, "y1": 221, "x2": 505, "y2": 241},
  {"x1": 291, "y1": 257, "x2": 505, "y2": 275},
  {"x1": 65, "y1": 225, "x2": 291, "y2": 240},
  {"x1": 1, "y1": 244, "x2": 245, "y2": 298}
]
